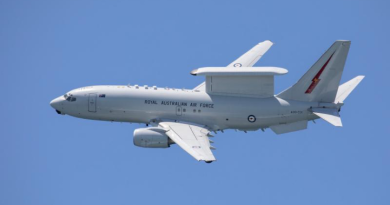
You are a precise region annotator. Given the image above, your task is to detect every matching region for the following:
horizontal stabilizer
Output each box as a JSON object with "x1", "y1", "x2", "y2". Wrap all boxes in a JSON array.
[
  {"x1": 335, "y1": 75, "x2": 365, "y2": 103},
  {"x1": 312, "y1": 108, "x2": 342, "y2": 127}
]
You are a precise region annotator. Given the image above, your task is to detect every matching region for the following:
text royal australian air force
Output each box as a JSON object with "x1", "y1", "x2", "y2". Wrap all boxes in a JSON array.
[{"x1": 144, "y1": 100, "x2": 214, "y2": 108}]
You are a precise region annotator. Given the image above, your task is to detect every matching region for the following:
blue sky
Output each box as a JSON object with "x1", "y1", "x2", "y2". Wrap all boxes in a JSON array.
[{"x1": 1, "y1": 0, "x2": 389, "y2": 204}]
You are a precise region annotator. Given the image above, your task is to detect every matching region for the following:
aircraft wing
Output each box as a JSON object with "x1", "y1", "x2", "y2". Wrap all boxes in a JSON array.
[
  {"x1": 159, "y1": 122, "x2": 216, "y2": 162},
  {"x1": 227, "y1": 40, "x2": 273, "y2": 67},
  {"x1": 194, "y1": 40, "x2": 273, "y2": 90}
]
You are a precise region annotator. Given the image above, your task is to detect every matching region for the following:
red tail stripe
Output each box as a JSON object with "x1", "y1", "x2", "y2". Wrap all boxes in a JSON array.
[{"x1": 305, "y1": 52, "x2": 335, "y2": 94}]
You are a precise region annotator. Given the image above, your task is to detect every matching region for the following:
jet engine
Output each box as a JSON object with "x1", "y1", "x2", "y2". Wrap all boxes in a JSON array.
[{"x1": 133, "y1": 127, "x2": 173, "y2": 148}]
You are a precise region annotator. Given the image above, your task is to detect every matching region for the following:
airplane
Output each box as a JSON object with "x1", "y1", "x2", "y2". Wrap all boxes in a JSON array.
[{"x1": 50, "y1": 40, "x2": 364, "y2": 163}]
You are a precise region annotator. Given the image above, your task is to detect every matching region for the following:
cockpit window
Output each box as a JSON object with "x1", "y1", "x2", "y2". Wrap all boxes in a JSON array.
[
  {"x1": 66, "y1": 96, "x2": 77, "y2": 102},
  {"x1": 64, "y1": 93, "x2": 76, "y2": 102}
]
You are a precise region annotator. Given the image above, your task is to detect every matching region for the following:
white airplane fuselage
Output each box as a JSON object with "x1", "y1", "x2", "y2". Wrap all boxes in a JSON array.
[
  {"x1": 50, "y1": 85, "x2": 318, "y2": 131},
  {"x1": 49, "y1": 40, "x2": 364, "y2": 162}
]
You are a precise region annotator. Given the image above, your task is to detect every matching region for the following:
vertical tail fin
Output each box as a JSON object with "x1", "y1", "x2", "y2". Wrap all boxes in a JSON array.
[{"x1": 277, "y1": 40, "x2": 351, "y2": 102}]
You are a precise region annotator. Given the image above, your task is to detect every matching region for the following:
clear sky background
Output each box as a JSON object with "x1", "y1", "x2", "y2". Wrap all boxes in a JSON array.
[{"x1": 1, "y1": 0, "x2": 389, "y2": 205}]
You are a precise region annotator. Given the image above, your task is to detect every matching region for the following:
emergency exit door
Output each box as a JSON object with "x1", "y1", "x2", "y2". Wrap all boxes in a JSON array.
[{"x1": 88, "y1": 93, "x2": 97, "y2": 112}]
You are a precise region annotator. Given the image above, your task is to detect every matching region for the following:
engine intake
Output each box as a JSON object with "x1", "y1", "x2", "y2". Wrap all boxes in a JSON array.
[{"x1": 133, "y1": 127, "x2": 172, "y2": 148}]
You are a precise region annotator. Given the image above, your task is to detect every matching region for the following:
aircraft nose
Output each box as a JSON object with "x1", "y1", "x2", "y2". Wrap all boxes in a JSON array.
[{"x1": 50, "y1": 96, "x2": 64, "y2": 114}]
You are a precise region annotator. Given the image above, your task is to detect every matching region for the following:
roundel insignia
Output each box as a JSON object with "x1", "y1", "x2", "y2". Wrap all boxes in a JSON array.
[
  {"x1": 248, "y1": 115, "x2": 256, "y2": 123},
  {"x1": 233, "y1": 63, "x2": 242, "y2": 67}
]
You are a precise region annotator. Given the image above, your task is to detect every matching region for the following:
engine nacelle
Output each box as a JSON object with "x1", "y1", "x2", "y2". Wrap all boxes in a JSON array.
[{"x1": 133, "y1": 127, "x2": 171, "y2": 148}]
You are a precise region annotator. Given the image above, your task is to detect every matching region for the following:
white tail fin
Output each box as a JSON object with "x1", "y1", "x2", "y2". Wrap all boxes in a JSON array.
[
  {"x1": 277, "y1": 40, "x2": 351, "y2": 102},
  {"x1": 335, "y1": 76, "x2": 365, "y2": 103},
  {"x1": 311, "y1": 108, "x2": 342, "y2": 127}
]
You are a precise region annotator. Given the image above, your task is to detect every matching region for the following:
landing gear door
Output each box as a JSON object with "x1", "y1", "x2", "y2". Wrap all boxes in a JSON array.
[
  {"x1": 88, "y1": 93, "x2": 97, "y2": 112},
  {"x1": 176, "y1": 106, "x2": 182, "y2": 116}
]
